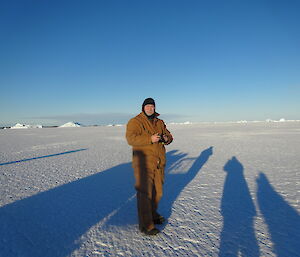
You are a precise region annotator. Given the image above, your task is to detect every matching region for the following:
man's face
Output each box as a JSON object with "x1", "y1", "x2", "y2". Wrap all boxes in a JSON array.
[{"x1": 144, "y1": 104, "x2": 155, "y2": 116}]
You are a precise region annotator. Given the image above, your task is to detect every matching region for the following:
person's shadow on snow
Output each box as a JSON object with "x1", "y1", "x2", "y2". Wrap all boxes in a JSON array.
[
  {"x1": 0, "y1": 150, "x2": 186, "y2": 257},
  {"x1": 160, "y1": 146, "x2": 213, "y2": 224},
  {"x1": 256, "y1": 172, "x2": 300, "y2": 257},
  {"x1": 0, "y1": 161, "x2": 136, "y2": 257},
  {"x1": 218, "y1": 157, "x2": 260, "y2": 257},
  {"x1": 105, "y1": 147, "x2": 213, "y2": 229}
]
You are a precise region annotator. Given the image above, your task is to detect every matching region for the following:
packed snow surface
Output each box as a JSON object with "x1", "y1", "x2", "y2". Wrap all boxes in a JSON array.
[{"x1": 0, "y1": 122, "x2": 299, "y2": 257}]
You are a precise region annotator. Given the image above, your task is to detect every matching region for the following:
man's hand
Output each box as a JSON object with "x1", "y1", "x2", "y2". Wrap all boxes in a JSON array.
[{"x1": 151, "y1": 133, "x2": 161, "y2": 143}]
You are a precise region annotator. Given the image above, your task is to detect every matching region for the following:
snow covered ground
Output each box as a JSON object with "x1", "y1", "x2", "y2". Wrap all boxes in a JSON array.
[{"x1": 0, "y1": 122, "x2": 299, "y2": 257}]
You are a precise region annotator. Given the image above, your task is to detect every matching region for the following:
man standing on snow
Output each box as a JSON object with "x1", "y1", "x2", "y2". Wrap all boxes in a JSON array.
[{"x1": 126, "y1": 98, "x2": 173, "y2": 235}]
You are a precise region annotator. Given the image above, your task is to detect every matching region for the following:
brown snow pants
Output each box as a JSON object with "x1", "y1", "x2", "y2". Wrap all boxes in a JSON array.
[{"x1": 135, "y1": 168, "x2": 164, "y2": 231}]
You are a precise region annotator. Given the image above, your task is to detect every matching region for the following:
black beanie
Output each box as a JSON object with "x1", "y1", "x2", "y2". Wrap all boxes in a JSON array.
[{"x1": 142, "y1": 98, "x2": 155, "y2": 109}]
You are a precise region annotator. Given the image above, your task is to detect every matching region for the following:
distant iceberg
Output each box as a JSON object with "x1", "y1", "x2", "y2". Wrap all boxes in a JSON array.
[
  {"x1": 266, "y1": 118, "x2": 287, "y2": 123},
  {"x1": 10, "y1": 123, "x2": 42, "y2": 129},
  {"x1": 59, "y1": 122, "x2": 83, "y2": 128},
  {"x1": 107, "y1": 124, "x2": 124, "y2": 127},
  {"x1": 168, "y1": 121, "x2": 193, "y2": 125}
]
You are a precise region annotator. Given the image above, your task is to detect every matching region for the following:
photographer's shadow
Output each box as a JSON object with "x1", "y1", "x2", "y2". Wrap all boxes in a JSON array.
[{"x1": 219, "y1": 157, "x2": 259, "y2": 257}]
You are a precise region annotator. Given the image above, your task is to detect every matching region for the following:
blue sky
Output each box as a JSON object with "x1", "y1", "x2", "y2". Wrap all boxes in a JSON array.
[{"x1": 0, "y1": 0, "x2": 299, "y2": 126}]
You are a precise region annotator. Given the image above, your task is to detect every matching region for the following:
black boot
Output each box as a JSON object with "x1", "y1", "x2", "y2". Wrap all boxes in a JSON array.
[
  {"x1": 153, "y1": 215, "x2": 165, "y2": 224},
  {"x1": 140, "y1": 227, "x2": 160, "y2": 236}
]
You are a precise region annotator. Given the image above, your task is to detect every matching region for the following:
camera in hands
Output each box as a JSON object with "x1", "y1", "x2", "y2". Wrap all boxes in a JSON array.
[{"x1": 158, "y1": 134, "x2": 167, "y2": 143}]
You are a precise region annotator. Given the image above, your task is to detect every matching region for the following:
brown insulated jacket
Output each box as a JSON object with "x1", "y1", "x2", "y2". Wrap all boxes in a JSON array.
[{"x1": 126, "y1": 112, "x2": 173, "y2": 185}]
